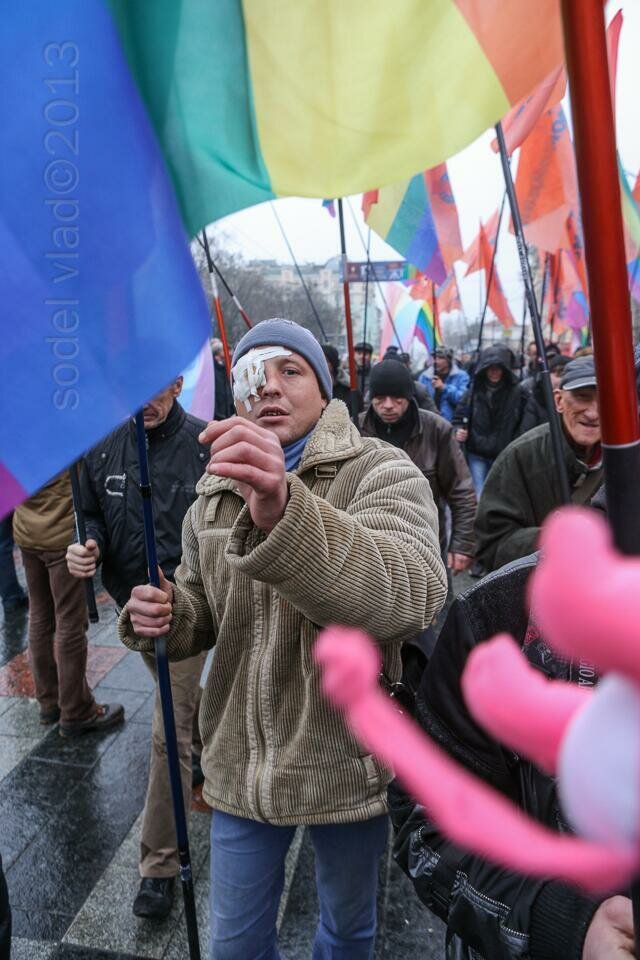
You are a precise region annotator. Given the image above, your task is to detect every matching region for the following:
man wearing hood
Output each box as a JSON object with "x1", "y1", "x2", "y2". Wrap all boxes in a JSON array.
[
  {"x1": 418, "y1": 346, "x2": 470, "y2": 421},
  {"x1": 453, "y1": 344, "x2": 527, "y2": 495}
]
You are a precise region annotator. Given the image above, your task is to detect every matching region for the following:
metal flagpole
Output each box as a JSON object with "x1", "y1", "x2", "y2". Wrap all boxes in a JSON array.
[
  {"x1": 495, "y1": 121, "x2": 571, "y2": 504},
  {"x1": 134, "y1": 412, "x2": 201, "y2": 960},
  {"x1": 68, "y1": 461, "x2": 99, "y2": 623}
]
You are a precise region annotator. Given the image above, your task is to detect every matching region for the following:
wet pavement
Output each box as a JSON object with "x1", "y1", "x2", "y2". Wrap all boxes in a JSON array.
[{"x1": 0, "y1": 555, "x2": 469, "y2": 960}]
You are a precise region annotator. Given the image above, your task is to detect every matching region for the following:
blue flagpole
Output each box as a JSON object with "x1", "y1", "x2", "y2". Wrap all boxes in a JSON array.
[{"x1": 134, "y1": 411, "x2": 201, "y2": 960}]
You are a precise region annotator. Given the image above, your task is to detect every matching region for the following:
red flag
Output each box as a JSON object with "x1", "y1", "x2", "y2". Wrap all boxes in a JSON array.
[
  {"x1": 468, "y1": 223, "x2": 514, "y2": 329},
  {"x1": 437, "y1": 274, "x2": 462, "y2": 314},
  {"x1": 514, "y1": 105, "x2": 578, "y2": 253},
  {"x1": 606, "y1": 9, "x2": 623, "y2": 117},
  {"x1": 424, "y1": 163, "x2": 463, "y2": 270},
  {"x1": 633, "y1": 172, "x2": 640, "y2": 207},
  {"x1": 491, "y1": 65, "x2": 566, "y2": 155},
  {"x1": 463, "y1": 210, "x2": 500, "y2": 275}
]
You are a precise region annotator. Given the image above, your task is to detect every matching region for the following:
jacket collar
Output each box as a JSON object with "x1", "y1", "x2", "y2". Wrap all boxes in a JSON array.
[
  {"x1": 360, "y1": 399, "x2": 422, "y2": 443},
  {"x1": 196, "y1": 400, "x2": 363, "y2": 497},
  {"x1": 129, "y1": 400, "x2": 186, "y2": 444}
]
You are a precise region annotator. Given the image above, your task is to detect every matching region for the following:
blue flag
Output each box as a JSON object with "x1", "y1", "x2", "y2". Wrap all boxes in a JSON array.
[{"x1": 0, "y1": 1, "x2": 209, "y2": 515}]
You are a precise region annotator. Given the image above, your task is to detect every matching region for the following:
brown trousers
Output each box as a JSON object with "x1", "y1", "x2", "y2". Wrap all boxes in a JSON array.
[
  {"x1": 139, "y1": 651, "x2": 206, "y2": 878},
  {"x1": 20, "y1": 548, "x2": 95, "y2": 724}
]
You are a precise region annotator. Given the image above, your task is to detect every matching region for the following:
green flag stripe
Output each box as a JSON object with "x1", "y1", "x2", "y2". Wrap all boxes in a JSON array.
[{"x1": 108, "y1": 0, "x2": 274, "y2": 236}]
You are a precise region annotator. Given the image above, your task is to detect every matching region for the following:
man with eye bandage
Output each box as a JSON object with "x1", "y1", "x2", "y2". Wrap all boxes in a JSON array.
[{"x1": 120, "y1": 317, "x2": 446, "y2": 959}]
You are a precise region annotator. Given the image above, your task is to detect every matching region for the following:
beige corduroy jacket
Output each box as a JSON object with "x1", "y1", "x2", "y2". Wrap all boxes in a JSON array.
[{"x1": 119, "y1": 401, "x2": 446, "y2": 825}]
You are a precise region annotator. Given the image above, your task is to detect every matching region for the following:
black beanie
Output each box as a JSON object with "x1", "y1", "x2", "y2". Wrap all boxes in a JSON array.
[{"x1": 369, "y1": 360, "x2": 414, "y2": 400}]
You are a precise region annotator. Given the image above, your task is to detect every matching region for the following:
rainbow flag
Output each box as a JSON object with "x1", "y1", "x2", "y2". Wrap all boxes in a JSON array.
[
  {"x1": 3, "y1": 0, "x2": 565, "y2": 515},
  {"x1": 1, "y1": 1, "x2": 209, "y2": 516},
  {"x1": 364, "y1": 175, "x2": 447, "y2": 282},
  {"x1": 379, "y1": 284, "x2": 440, "y2": 357},
  {"x1": 112, "y1": 0, "x2": 565, "y2": 231}
]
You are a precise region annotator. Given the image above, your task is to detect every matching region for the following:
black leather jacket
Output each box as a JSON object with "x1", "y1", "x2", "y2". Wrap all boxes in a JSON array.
[
  {"x1": 389, "y1": 557, "x2": 601, "y2": 960},
  {"x1": 80, "y1": 401, "x2": 208, "y2": 607}
]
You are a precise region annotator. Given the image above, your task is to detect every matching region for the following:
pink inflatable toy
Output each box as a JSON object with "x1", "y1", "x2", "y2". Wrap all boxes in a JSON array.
[{"x1": 314, "y1": 507, "x2": 640, "y2": 893}]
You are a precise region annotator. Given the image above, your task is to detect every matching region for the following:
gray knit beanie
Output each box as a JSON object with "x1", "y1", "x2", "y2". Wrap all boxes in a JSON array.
[{"x1": 232, "y1": 318, "x2": 333, "y2": 400}]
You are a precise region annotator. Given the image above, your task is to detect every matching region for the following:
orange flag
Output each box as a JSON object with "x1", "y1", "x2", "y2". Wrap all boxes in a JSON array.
[
  {"x1": 437, "y1": 274, "x2": 462, "y2": 314},
  {"x1": 492, "y1": 65, "x2": 566, "y2": 155},
  {"x1": 633, "y1": 173, "x2": 640, "y2": 207},
  {"x1": 463, "y1": 209, "x2": 500, "y2": 275},
  {"x1": 514, "y1": 104, "x2": 578, "y2": 253},
  {"x1": 466, "y1": 223, "x2": 514, "y2": 329}
]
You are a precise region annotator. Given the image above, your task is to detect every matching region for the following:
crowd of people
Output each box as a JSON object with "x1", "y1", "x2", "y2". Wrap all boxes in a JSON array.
[{"x1": 1, "y1": 316, "x2": 634, "y2": 960}]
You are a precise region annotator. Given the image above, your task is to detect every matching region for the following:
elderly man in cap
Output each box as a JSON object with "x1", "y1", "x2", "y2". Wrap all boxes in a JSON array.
[
  {"x1": 418, "y1": 346, "x2": 470, "y2": 421},
  {"x1": 119, "y1": 318, "x2": 446, "y2": 959},
  {"x1": 354, "y1": 339, "x2": 374, "y2": 396},
  {"x1": 475, "y1": 355, "x2": 603, "y2": 572}
]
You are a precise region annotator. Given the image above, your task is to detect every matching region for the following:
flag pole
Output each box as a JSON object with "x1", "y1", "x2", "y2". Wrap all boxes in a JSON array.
[
  {"x1": 495, "y1": 121, "x2": 571, "y2": 504},
  {"x1": 560, "y1": 2, "x2": 640, "y2": 943},
  {"x1": 134, "y1": 411, "x2": 201, "y2": 960},
  {"x1": 197, "y1": 232, "x2": 252, "y2": 331},
  {"x1": 337, "y1": 198, "x2": 360, "y2": 420},
  {"x1": 346, "y1": 199, "x2": 403, "y2": 350},
  {"x1": 476, "y1": 192, "x2": 507, "y2": 353},
  {"x1": 271, "y1": 203, "x2": 328, "y2": 341},
  {"x1": 201, "y1": 230, "x2": 232, "y2": 376},
  {"x1": 68, "y1": 461, "x2": 99, "y2": 624},
  {"x1": 361, "y1": 227, "x2": 372, "y2": 395},
  {"x1": 560, "y1": 0, "x2": 640, "y2": 550}
]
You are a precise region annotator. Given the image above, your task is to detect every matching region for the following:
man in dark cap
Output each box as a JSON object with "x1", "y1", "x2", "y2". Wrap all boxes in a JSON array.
[
  {"x1": 475, "y1": 355, "x2": 603, "y2": 572},
  {"x1": 354, "y1": 340, "x2": 374, "y2": 396},
  {"x1": 360, "y1": 359, "x2": 476, "y2": 575}
]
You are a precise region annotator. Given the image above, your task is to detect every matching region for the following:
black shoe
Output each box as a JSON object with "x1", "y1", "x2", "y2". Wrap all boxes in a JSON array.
[
  {"x1": 3, "y1": 594, "x2": 28, "y2": 614},
  {"x1": 39, "y1": 707, "x2": 61, "y2": 725},
  {"x1": 133, "y1": 877, "x2": 175, "y2": 920},
  {"x1": 59, "y1": 702, "x2": 124, "y2": 738},
  {"x1": 191, "y1": 751, "x2": 204, "y2": 788}
]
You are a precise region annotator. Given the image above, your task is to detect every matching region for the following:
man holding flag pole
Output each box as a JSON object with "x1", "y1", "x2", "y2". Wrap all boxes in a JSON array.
[{"x1": 119, "y1": 317, "x2": 446, "y2": 957}]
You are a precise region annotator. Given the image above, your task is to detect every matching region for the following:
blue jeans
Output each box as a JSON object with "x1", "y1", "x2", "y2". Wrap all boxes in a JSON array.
[
  {"x1": 0, "y1": 513, "x2": 26, "y2": 606},
  {"x1": 209, "y1": 811, "x2": 388, "y2": 960},
  {"x1": 466, "y1": 453, "x2": 494, "y2": 497}
]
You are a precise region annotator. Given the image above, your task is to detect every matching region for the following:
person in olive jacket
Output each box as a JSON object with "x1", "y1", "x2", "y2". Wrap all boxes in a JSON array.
[{"x1": 360, "y1": 360, "x2": 476, "y2": 573}]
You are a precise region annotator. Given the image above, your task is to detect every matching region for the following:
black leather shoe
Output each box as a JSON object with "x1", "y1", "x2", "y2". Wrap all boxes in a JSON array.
[
  {"x1": 133, "y1": 877, "x2": 175, "y2": 920},
  {"x1": 191, "y1": 751, "x2": 204, "y2": 788}
]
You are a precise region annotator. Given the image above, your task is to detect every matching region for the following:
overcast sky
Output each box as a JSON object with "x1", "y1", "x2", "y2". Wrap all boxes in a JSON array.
[{"x1": 211, "y1": 2, "x2": 638, "y2": 331}]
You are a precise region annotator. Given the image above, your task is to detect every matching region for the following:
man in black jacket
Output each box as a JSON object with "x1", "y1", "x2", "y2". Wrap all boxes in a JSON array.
[
  {"x1": 66, "y1": 377, "x2": 209, "y2": 920},
  {"x1": 389, "y1": 557, "x2": 634, "y2": 960},
  {"x1": 453, "y1": 344, "x2": 526, "y2": 496},
  {"x1": 360, "y1": 360, "x2": 475, "y2": 572}
]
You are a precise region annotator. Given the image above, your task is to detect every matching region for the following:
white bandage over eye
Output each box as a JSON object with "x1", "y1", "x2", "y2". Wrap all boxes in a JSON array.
[{"x1": 231, "y1": 346, "x2": 292, "y2": 411}]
